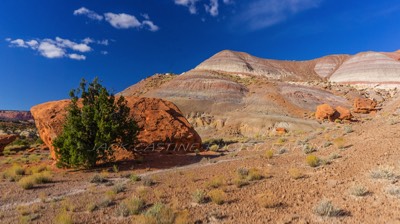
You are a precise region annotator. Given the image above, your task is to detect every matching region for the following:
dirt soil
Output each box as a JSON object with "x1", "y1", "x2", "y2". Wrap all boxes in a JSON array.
[{"x1": 1, "y1": 111, "x2": 400, "y2": 223}]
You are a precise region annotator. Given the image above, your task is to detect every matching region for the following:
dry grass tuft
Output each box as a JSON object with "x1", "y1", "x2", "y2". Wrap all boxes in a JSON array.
[
  {"x1": 208, "y1": 189, "x2": 227, "y2": 205},
  {"x1": 306, "y1": 155, "x2": 320, "y2": 167},
  {"x1": 256, "y1": 191, "x2": 281, "y2": 208}
]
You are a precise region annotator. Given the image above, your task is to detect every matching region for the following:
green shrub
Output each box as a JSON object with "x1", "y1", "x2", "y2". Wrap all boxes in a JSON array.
[
  {"x1": 208, "y1": 189, "x2": 226, "y2": 205},
  {"x1": 192, "y1": 189, "x2": 207, "y2": 204},
  {"x1": 53, "y1": 78, "x2": 138, "y2": 168},
  {"x1": 145, "y1": 203, "x2": 175, "y2": 224},
  {"x1": 314, "y1": 199, "x2": 344, "y2": 217},
  {"x1": 306, "y1": 155, "x2": 320, "y2": 167},
  {"x1": 130, "y1": 174, "x2": 141, "y2": 182},
  {"x1": 117, "y1": 196, "x2": 145, "y2": 216}
]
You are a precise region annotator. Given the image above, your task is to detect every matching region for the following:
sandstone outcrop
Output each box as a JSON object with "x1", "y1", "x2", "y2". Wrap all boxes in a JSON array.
[
  {"x1": 315, "y1": 104, "x2": 337, "y2": 121},
  {"x1": 0, "y1": 134, "x2": 17, "y2": 153},
  {"x1": 353, "y1": 98, "x2": 377, "y2": 114},
  {"x1": 31, "y1": 97, "x2": 202, "y2": 160},
  {"x1": 335, "y1": 106, "x2": 352, "y2": 120}
]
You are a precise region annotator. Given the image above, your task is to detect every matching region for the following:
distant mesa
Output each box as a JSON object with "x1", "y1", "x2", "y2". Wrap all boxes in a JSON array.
[{"x1": 0, "y1": 110, "x2": 33, "y2": 122}]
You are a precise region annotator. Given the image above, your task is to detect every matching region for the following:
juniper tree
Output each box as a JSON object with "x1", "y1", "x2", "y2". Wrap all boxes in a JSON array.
[{"x1": 53, "y1": 78, "x2": 138, "y2": 168}]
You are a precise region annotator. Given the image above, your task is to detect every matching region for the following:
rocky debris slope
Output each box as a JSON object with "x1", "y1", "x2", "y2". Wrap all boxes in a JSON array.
[
  {"x1": 31, "y1": 97, "x2": 201, "y2": 160},
  {"x1": 0, "y1": 110, "x2": 33, "y2": 122},
  {"x1": 0, "y1": 134, "x2": 17, "y2": 152}
]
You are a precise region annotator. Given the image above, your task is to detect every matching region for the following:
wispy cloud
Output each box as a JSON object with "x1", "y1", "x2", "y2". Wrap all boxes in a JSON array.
[
  {"x1": 73, "y1": 7, "x2": 103, "y2": 21},
  {"x1": 74, "y1": 7, "x2": 159, "y2": 31},
  {"x1": 6, "y1": 37, "x2": 110, "y2": 60},
  {"x1": 174, "y1": 0, "x2": 200, "y2": 14},
  {"x1": 236, "y1": 0, "x2": 322, "y2": 31},
  {"x1": 205, "y1": 0, "x2": 219, "y2": 17}
]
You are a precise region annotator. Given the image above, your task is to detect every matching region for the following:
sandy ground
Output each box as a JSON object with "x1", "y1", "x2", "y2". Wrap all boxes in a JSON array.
[{"x1": 1, "y1": 112, "x2": 400, "y2": 224}]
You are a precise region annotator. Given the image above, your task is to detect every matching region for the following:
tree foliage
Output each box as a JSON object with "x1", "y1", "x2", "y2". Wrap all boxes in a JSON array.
[{"x1": 53, "y1": 78, "x2": 138, "y2": 168}]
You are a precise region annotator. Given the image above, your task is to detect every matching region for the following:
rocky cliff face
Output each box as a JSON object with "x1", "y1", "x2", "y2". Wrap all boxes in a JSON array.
[
  {"x1": 31, "y1": 97, "x2": 202, "y2": 160},
  {"x1": 120, "y1": 49, "x2": 400, "y2": 140}
]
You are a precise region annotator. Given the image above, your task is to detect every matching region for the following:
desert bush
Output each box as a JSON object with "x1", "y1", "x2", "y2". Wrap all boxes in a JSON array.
[
  {"x1": 26, "y1": 165, "x2": 48, "y2": 175},
  {"x1": 233, "y1": 178, "x2": 249, "y2": 188},
  {"x1": 387, "y1": 186, "x2": 400, "y2": 198},
  {"x1": 117, "y1": 196, "x2": 145, "y2": 216},
  {"x1": 344, "y1": 126, "x2": 353, "y2": 134},
  {"x1": 61, "y1": 199, "x2": 77, "y2": 212},
  {"x1": 265, "y1": 150, "x2": 274, "y2": 159},
  {"x1": 237, "y1": 167, "x2": 249, "y2": 177},
  {"x1": 276, "y1": 138, "x2": 287, "y2": 145},
  {"x1": 302, "y1": 144, "x2": 316, "y2": 154},
  {"x1": 2, "y1": 164, "x2": 25, "y2": 181},
  {"x1": 55, "y1": 211, "x2": 73, "y2": 224},
  {"x1": 32, "y1": 171, "x2": 52, "y2": 184},
  {"x1": 306, "y1": 155, "x2": 320, "y2": 167},
  {"x1": 18, "y1": 176, "x2": 35, "y2": 189},
  {"x1": 208, "y1": 189, "x2": 226, "y2": 205},
  {"x1": 98, "y1": 195, "x2": 113, "y2": 208},
  {"x1": 112, "y1": 164, "x2": 119, "y2": 173},
  {"x1": 328, "y1": 153, "x2": 341, "y2": 160},
  {"x1": 53, "y1": 78, "x2": 138, "y2": 168},
  {"x1": 256, "y1": 191, "x2": 281, "y2": 208},
  {"x1": 112, "y1": 184, "x2": 125, "y2": 194},
  {"x1": 333, "y1": 137, "x2": 346, "y2": 149},
  {"x1": 369, "y1": 166, "x2": 395, "y2": 179},
  {"x1": 86, "y1": 203, "x2": 97, "y2": 212},
  {"x1": 247, "y1": 168, "x2": 263, "y2": 181},
  {"x1": 174, "y1": 210, "x2": 190, "y2": 224},
  {"x1": 314, "y1": 199, "x2": 344, "y2": 217},
  {"x1": 145, "y1": 203, "x2": 176, "y2": 224},
  {"x1": 209, "y1": 144, "x2": 219, "y2": 151},
  {"x1": 142, "y1": 177, "x2": 155, "y2": 186},
  {"x1": 130, "y1": 174, "x2": 141, "y2": 182},
  {"x1": 288, "y1": 168, "x2": 303, "y2": 179},
  {"x1": 90, "y1": 174, "x2": 108, "y2": 183},
  {"x1": 192, "y1": 189, "x2": 207, "y2": 204},
  {"x1": 349, "y1": 185, "x2": 369, "y2": 197},
  {"x1": 323, "y1": 141, "x2": 333, "y2": 148},
  {"x1": 207, "y1": 176, "x2": 224, "y2": 188}
]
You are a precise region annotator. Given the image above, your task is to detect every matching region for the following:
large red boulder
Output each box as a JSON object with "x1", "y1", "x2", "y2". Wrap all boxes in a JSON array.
[
  {"x1": 31, "y1": 97, "x2": 202, "y2": 160},
  {"x1": 335, "y1": 106, "x2": 352, "y2": 120},
  {"x1": 0, "y1": 135, "x2": 17, "y2": 153},
  {"x1": 353, "y1": 98, "x2": 377, "y2": 114},
  {"x1": 315, "y1": 104, "x2": 338, "y2": 121}
]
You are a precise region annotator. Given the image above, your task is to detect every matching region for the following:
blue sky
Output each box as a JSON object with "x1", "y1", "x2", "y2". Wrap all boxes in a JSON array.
[{"x1": 1, "y1": 0, "x2": 400, "y2": 110}]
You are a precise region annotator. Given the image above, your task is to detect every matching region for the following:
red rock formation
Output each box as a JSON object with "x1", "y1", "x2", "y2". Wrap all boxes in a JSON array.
[
  {"x1": 353, "y1": 98, "x2": 377, "y2": 114},
  {"x1": 336, "y1": 106, "x2": 352, "y2": 120},
  {"x1": 275, "y1": 127, "x2": 287, "y2": 135},
  {"x1": 31, "y1": 97, "x2": 202, "y2": 160},
  {"x1": 0, "y1": 135, "x2": 17, "y2": 152},
  {"x1": 0, "y1": 110, "x2": 33, "y2": 122},
  {"x1": 315, "y1": 104, "x2": 338, "y2": 121}
]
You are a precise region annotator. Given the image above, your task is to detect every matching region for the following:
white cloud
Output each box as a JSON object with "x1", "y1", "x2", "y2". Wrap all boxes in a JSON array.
[
  {"x1": 174, "y1": 0, "x2": 200, "y2": 14},
  {"x1": 55, "y1": 37, "x2": 92, "y2": 52},
  {"x1": 73, "y1": 7, "x2": 103, "y2": 21},
  {"x1": 205, "y1": 0, "x2": 219, "y2": 16},
  {"x1": 104, "y1": 13, "x2": 141, "y2": 29},
  {"x1": 237, "y1": 0, "x2": 322, "y2": 30},
  {"x1": 74, "y1": 7, "x2": 159, "y2": 31},
  {"x1": 223, "y1": 0, "x2": 234, "y2": 4},
  {"x1": 10, "y1": 39, "x2": 28, "y2": 48},
  {"x1": 26, "y1": 40, "x2": 39, "y2": 48},
  {"x1": 142, "y1": 20, "x2": 160, "y2": 32},
  {"x1": 101, "y1": 51, "x2": 109, "y2": 55},
  {"x1": 69, "y1": 54, "x2": 86, "y2": 60},
  {"x1": 6, "y1": 37, "x2": 110, "y2": 60},
  {"x1": 38, "y1": 41, "x2": 65, "y2": 58},
  {"x1": 82, "y1": 37, "x2": 94, "y2": 44}
]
